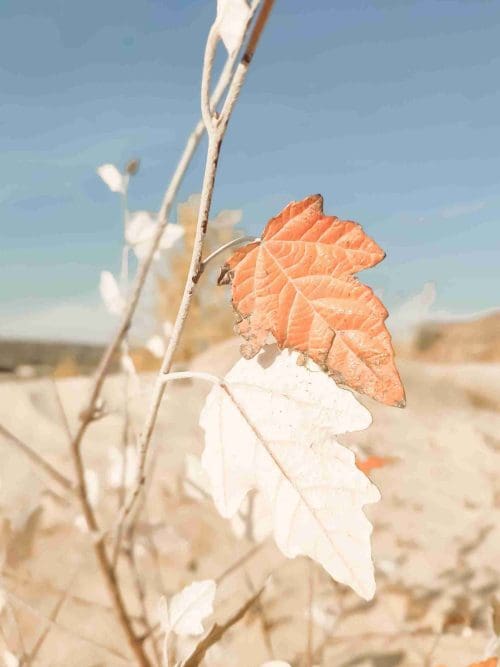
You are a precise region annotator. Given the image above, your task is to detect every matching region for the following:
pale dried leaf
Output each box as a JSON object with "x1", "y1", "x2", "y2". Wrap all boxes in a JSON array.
[
  {"x1": 216, "y1": 0, "x2": 250, "y2": 54},
  {"x1": 126, "y1": 210, "x2": 184, "y2": 260},
  {"x1": 199, "y1": 348, "x2": 380, "y2": 599},
  {"x1": 3, "y1": 651, "x2": 19, "y2": 667},
  {"x1": 96, "y1": 163, "x2": 125, "y2": 194},
  {"x1": 99, "y1": 271, "x2": 125, "y2": 316},
  {"x1": 84, "y1": 469, "x2": 99, "y2": 508},
  {"x1": 165, "y1": 580, "x2": 216, "y2": 637},
  {"x1": 107, "y1": 445, "x2": 137, "y2": 490},
  {"x1": 145, "y1": 334, "x2": 166, "y2": 358}
]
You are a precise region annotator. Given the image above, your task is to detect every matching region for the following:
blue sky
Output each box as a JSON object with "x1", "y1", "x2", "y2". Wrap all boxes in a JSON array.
[{"x1": 1, "y1": 0, "x2": 499, "y2": 342}]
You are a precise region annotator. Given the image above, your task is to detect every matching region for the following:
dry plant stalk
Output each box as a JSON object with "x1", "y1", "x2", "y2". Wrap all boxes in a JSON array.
[
  {"x1": 60, "y1": 2, "x2": 275, "y2": 665},
  {"x1": 119, "y1": 0, "x2": 276, "y2": 532},
  {"x1": 154, "y1": 196, "x2": 244, "y2": 363}
]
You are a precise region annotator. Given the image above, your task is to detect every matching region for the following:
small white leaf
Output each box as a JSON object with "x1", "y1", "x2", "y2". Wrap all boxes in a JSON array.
[
  {"x1": 126, "y1": 210, "x2": 156, "y2": 248},
  {"x1": 310, "y1": 601, "x2": 338, "y2": 633},
  {"x1": 216, "y1": 0, "x2": 250, "y2": 55},
  {"x1": 164, "y1": 579, "x2": 216, "y2": 637},
  {"x1": 74, "y1": 514, "x2": 88, "y2": 533},
  {"x1": 163, "y1": 320, "x2": 175, "y2": 338},
  {"x1": 199, "y1": 349, "x2": 380, "y2": 600},
  {"x1": 108, "y1": 445, "x2": 138, "y2": 490},
  {"x1": 161, "y1": 222, "x2": 185, "y2": 251},
  {"x1": 126, "y1": 211, "x2": 184, "y2": 261},
  {"x1": 96, "y1": 163, "x2": 125, "y2": 194},
  {"x1": 99, "y1": 271, "x2": 125, "y2": 316},
  {"x1": 145, "y1": 334, "x2": 165, "y2": 359},
  {"x1": 84, "y1": 469, "x2": 99, "y2": 508},
  {"x1": 120, "y1": 352, "x2": 136, "y2": 378},
  {"x1": 3, "y1": 651, "x2": 20, "y2": 667}
]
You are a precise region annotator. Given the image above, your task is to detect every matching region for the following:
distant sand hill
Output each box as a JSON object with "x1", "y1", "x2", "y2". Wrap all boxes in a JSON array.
[{"x1": 410, "y1": 311, "x2": 500, "y2": 363}]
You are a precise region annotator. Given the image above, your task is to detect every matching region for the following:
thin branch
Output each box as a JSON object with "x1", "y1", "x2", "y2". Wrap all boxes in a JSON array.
[
  {"x1": 215, "y1": 541, "x2": 268, "y2": 585},
  {"x1": 124, "y1": 527, "x2": 162, "y2": 666},
  {"x1": 117, "y1": 0, "x2": 275, "y2": 529},
  {"x1": 244, "y1": 572, "x2": 274, "y2": 660},
  {"x1": 27, "y1": 568, "x2": 81, "y2": 663},
  {"x1": 68, "y1": 0, "x2": 261, "y2": 469},
  {"x1": 218, "y1": 0, "x2": 276, "y2": 127},
  {"x1": 0, "y1": 423, "x2": 73, "y2": 493},
  {"x1": 2, "y1": 586, "x2": 133, "y2": 664},
  {"x1": 69, "y1": 419, "x2": 151, "y2": 665},
  {"x1": 180, "y1": 584, "x2": 267, "y2": 667}
]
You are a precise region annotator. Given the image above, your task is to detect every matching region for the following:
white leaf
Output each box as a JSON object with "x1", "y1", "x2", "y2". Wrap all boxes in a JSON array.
[
  {"x1": 126, "y1": 211, "x2": 184, "y2": 261},
  {"x1": 216, "y1": 0, "x2": 250, "y2": 55},
  {"x1": 199, "y1": 349, "x2": 380, "y2": 599},
  {"x1": 163, "y1": 320, "x2": 175, "y2": 338},
  {"x1": 161, "y1": 222, "x2": 185, "y2": 251},
  {"x1": 84, "y1": 469, "x2": 100, "y2": 508},
  {"x1": 3, "y1": 651, "x2": 20, "y2": 667},
  {"x1": 125, "y1": 210, "x2": 156, "y2": 247},
  {"x1": 107, "y1": 445, "x2": 138, "y2": 490},
  {"x1": 96, "y1": 163, "x2": 125, "y2": 194},
  {"x1": 146, "y1": 334, "x2": 166, "y2": 359},
  {"x1": 74, "y1": 514, "x2": 89, "y2": 533},
  {"x1": 99, "y1": 271, "x2": 125, "y2": 316},
  {"x1": 163, "y1": 580, "x2": 216, "y2": 637},
  {"x1": 310, "y1": 601, "x2": 338, "y2": 633}
]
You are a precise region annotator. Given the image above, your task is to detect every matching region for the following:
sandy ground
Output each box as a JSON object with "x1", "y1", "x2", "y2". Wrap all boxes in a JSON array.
[{"x1": 0, "y1": 338, "x2": 499, "y2": 666}]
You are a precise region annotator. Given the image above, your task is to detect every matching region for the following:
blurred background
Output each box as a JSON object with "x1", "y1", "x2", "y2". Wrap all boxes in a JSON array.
[{"x1": 0, "y1": 2, "x2": 499, "y2": 666}]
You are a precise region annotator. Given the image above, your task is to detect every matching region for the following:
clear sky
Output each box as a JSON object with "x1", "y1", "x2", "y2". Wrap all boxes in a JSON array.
[{"x1": 1, "y1": 0, "x2": 499, "y2": 342}]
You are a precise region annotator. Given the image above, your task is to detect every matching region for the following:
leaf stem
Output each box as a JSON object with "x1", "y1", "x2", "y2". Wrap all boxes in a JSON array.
[{"x1": 196, "y1": 235, "x2": 257, "y2": 280}]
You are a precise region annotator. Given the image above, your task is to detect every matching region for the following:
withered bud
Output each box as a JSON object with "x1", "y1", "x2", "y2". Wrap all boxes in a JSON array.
[{"x1": 125, "y1": 158, "x2": 140, "y2": 176}]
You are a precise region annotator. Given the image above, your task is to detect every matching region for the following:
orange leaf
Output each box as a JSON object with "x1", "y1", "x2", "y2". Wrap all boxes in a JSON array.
[
  {"x1": 219, "y1": 195, "x2": 405, "y2": 406},
  {"x1": 356, "y1": 455, "x2": 396, "y2": 475}
]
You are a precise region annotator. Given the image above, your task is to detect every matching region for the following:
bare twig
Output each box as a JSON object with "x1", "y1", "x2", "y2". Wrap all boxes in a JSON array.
[
  {"x1": 0, "y1": 423, "x2": 73, "y2": 493},
  {"x1": 2, "y1": 586, "x2": 133, "y2": 664},
  {"x1": 115, "y1": 0, "x2": 274, "y2": 524},
  {"x1": 68, "y1": 0, "x2": 261, "y2": 468},
  {"x1": 117, "y1": 0, "x2": 275, "y2": 528},
  {"x1": 180, "y1": 584, "x2": 267, "y2": 667},
  {"x1": 27, "y1": 568, "x2": 81, "y2": 663},
  {"x1": 245, "y1": 572, "x2": 274, "y2": 660},
  {"x1": 124, "y1": 526, "x2": 162, "y2": 666},
  {"x1": 215, "y1": 541, "x2": 268, "y2": 585},
  {"x1": 69, "y1": 427, "x2": 151, "y2": 666}
]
